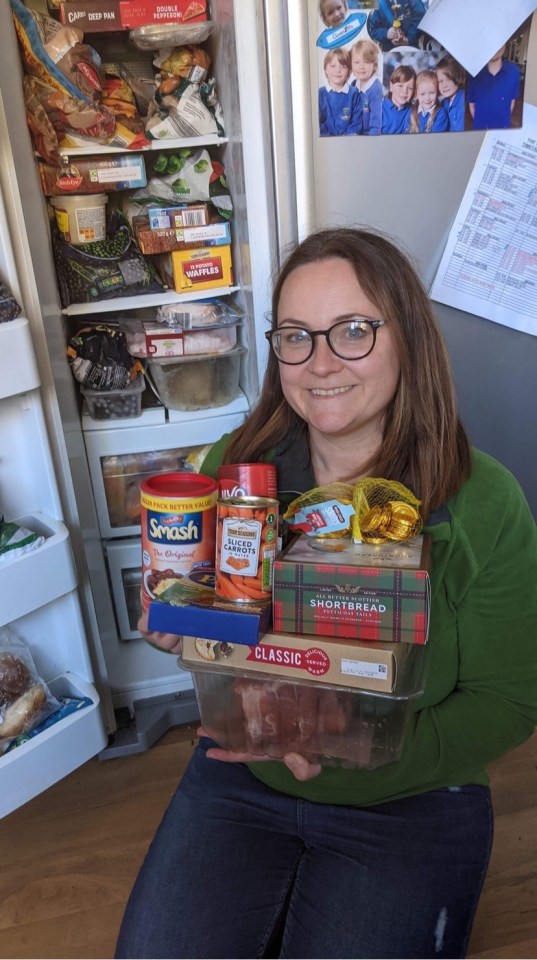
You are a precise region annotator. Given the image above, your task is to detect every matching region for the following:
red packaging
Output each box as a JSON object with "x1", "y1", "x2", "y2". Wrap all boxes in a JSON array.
[
  {"x1": 217, "y1": 463, "x2": 277, "y2": 499},
  {"x1": 140, "y1": 472, "x2": 217, "y2": 611},
  {"x1": 119, "y1": 0, "x2": 207, "y2": 28},
  {"x1": 215, "y1": 496, "x2": 279, "y2": 603}
]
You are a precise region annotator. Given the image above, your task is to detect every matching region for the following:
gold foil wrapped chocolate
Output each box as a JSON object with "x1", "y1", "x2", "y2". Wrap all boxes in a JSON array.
[{"x1": 352, "y1": 479, "x2": 422, "y2": 544}]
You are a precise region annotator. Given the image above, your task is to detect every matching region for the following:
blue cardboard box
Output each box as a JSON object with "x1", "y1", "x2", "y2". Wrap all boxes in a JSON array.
[{"x1": 148, "y1": 596, "x2": 271, "y2": 645}]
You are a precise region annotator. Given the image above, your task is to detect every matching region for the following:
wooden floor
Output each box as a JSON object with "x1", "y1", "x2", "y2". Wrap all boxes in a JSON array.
[{"x1": 0, "y1": 726, "x2": 535, "y2": 959}]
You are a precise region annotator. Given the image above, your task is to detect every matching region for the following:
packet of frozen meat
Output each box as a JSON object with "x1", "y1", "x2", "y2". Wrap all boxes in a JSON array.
[
  {"x1": 131, "y1": 148, "x2": 232, "y2": 220},
  {"x1": 129, "y1": 22, "x2": 216, "y2": 50},
  {"x1": 0, "y1": 627, "x2": 61, "y2": 755},
  {"x1": 67, "y1": 323, "x2": 144, "y2": 390}
]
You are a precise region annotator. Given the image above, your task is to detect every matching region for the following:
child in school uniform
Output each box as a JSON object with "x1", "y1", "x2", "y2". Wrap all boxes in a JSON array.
[
  {"x1": 408, "y1": 69, "x2": 449, "y2": 133},
  {"x1": 319, "y1": 47, "x2": 363, "y2": 136},
  {"x1": 319, "y1": 0, "x2": 348, "y2": 28},
  {"x1": 350, "y1": 38, "x2": 383, "y2": 135},
  {"x1": 467, "y1": 45, "x2": 520, "y2": 130},
  {"x1": 381, "y1": 64, "x2": 416, "y2": 134},
  {"x1": 368, "y1": 0, "x2": 427, "y2": 51},
  {"x1": 436, "y1": 55, "x2": 466, "y2": 132}
]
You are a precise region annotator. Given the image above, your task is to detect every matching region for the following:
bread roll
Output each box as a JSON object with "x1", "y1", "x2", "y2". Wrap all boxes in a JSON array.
[
  {"x1": 0, "y1": 683, "x2": 47, "y2": 739},
  {"x1": 0, "y1": 653, "x2": 31, "y2": 706}
]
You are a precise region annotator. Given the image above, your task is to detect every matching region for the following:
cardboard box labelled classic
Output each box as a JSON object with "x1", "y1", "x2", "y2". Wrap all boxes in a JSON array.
[
  {"x1": 156, "y1": 246, "x2": 233, "y2": 293},
  {"x1": 273, "y1": 534, "x2": 431, "y2": 644},
  {"x1": 181, "y1": 630, "x2": 429, "y2": 696},
  {"x1": 134, "y1": 218, "x2": 231, "y2": 256}
]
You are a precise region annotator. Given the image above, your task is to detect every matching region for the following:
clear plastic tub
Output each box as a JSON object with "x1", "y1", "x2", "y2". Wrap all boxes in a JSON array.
[
  {"x1": 120, "y1": 316, "x2": 240, "y2": 359},
  {"x1": 81, "y1": 375, "x2": 144, "y2": 420},
  {"x1": 101, "y1": 444, "x2": 211, "y2": 528},
  {"x1": 148, "y1": 347, "x2": 243, "y2": 410},
  {"x1": 181, "y1": 659, "x2": 422, "y2": 769}
]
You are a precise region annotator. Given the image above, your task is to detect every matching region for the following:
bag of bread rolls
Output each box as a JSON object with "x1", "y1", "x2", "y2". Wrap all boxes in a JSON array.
[{"x1": 0, "y1": 628, "x2": 60, "y2": 754}]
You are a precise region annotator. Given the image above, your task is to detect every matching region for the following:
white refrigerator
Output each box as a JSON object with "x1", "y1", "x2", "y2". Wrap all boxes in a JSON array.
[{"x1": 0, "y1": 0, "x2": 285, "y2": 818}]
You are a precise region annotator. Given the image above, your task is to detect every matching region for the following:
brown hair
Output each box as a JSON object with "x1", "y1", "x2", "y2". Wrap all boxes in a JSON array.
[
  {"x1": 388, "y1": 64, "x2": 416, "y2": 98},
  {"x1": 351, "y1": 38, "x2": 381, "y2": 69},
  {"x1": 323, "y1": 47, "x2": 350, "y2": 73},
  {"x1": 223, "y1": 228, "x2": 471, "y2": 518},
  {"x1": 409, "y1": 70, "x2": 441, "y2": 133},
  {"x1": 436, "y1": 55, "x2": 466, "y2": 90}
]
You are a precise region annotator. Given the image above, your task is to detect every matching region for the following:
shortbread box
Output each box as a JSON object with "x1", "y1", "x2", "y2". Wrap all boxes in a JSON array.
[
  {"x1": 273, "y1": 534, "x2": 431, "y2": 644},
  {"x1": 156, "y1": 246, "x2": 233, "y2": 293},
  {"x1": 181, "y1": 629, "x2": 429, "y2": 695}
]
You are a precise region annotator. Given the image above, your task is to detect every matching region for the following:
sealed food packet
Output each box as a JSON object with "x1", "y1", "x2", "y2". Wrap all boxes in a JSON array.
[
  {"x1": 0, "y1": 516, "x2": 45, "y2": 561},
  {"x1": 0, "y1": 627, "x2": 61, "y2": 754},
  {"x1": 67, "y1": 323, "x2": 144, "y2": 390}
]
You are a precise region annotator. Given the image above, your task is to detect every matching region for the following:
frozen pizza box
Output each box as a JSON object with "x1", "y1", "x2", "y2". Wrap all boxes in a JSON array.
[
  {"x1": 39, "y1": 156, "x2": 147, "y2": 195},
  {"x1": 133, "y1": 218, "x2": 231, "y2": 255},
  {"x1": 57, "y1": 1, "x2": 122, "y2": 31},
  {"x1": 181, "y1": 629, "x2": 429, "y2": 695},
  {"x1": 120, "y1": 0, "x2": 208, "y2": 28},
  {"x1": 273, "y1": 534, "x2": 431, "y2": 644},
  {"x1": 156, "y1": 246, "x2": 233, "y2": 292}
]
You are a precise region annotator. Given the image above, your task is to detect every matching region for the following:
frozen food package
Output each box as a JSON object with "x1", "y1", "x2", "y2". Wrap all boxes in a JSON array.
[
  {"x1": 0, "y1": 627, "x2": 61, "y2": 755},
  {"x1": 154, "y1": 44, "x2": 211, "y2": 84},
  {"x1": 0, "y1": 516, "x2": 45, "y2": 562},
  {"x1": 156, "y1": 298, "x2": 243, "y2": 328},
  {"x1": 11, "y1": 0, "x2": 117, "y2": 150},
  {"x1": 131, "y1": 148, "x2": 233, "y2": 220},
  {"x1": 0, "y1": 280, "x2": 22, "y2": 324},
  {"x1": 129, "y1": 21, "x2": 216, "y2": 50},
  {"x1": 51, "y1": 209, "x2": 165, "y2": 307},
  {"x1": 146, "y1": 75, "x2": 225, "y2": 140},
  {"x1": 67, "y1": 322, "x2": 144, "y2": 390}
]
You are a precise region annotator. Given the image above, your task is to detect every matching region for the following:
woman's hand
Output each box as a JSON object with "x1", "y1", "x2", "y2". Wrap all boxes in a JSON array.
[
  {"x1": 137, "y1": 606, "x2": 183, "y2": 655},
  {"x1": 198, "y1": 727, "x2": 322, "y2": 781}
]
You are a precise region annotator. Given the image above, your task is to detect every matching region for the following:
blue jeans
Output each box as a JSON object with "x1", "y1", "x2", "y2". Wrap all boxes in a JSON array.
[{"x1": 115, "y1": 738, "x2": 493, "y2": 959}]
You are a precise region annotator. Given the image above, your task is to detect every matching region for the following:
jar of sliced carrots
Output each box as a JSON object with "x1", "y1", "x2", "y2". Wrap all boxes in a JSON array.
[{"x1": 215, "y1": 496, "x2": 279, "y2": 602}]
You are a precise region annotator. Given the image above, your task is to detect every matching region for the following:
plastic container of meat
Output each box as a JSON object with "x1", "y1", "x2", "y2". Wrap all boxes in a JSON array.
[{"x1": 179, "y1": 657, "x2": 422, "y2": 770}]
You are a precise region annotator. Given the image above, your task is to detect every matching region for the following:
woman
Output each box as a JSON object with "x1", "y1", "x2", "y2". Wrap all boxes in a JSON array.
[{"x1": 116, "y1": 228, "x2": 537, "y2": 959}]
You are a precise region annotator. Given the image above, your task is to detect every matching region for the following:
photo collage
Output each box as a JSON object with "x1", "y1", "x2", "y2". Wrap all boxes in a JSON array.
[{"x1": 317, "y1": 0, "x2": 530, "y2": 137}]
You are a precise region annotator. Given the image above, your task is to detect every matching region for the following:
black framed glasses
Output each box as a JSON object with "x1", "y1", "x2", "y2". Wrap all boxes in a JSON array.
[{"x1": 265, "y1": 318, "x2": 386, "y2": 365}]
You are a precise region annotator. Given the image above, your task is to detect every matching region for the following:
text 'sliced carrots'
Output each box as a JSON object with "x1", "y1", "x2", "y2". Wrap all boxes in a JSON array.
[{"x1": 215, "y1": 496, "x2": 279, "y2": 603}]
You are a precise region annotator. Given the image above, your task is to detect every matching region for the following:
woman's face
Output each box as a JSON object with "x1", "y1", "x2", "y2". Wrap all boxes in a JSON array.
[
  {"x1": 417, "y1": 78, "x2": 438, "y2": 112},
  {"x1": 322, "y1": 0, "x2": 347, "y2": 26},
  {"x1": 436, "y1": 70, "x2": 457, "y2": 100},
  {"x1": 390, "y1": 77, "x2": 414, "y2": 108},
  {"x1": 351, "y1": 51, "x2": 376, "y2": 83},
  {"x1": 325, "y1": 56, "x2": 349, "y2": 90},
  {"x1": 276, "y1": 258, "x2": 401, "y2": 447}
]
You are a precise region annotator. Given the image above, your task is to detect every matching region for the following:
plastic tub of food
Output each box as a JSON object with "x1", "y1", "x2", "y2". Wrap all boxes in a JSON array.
[
  {"x1": 180, "y1": 659, "x2": 421, "y2": 770},
  {"x1": 50, "y1": 194, "x2": 107, "y2": 245},
  {"x1": 120, "y1": 316, "x2": 240, "y2": 359},
  {"x1": 81, "y1": 374, "x2": 144, "y2": 420},
  {"x1": 148, "y1": 346, "x2": 243, "y2": 410}
]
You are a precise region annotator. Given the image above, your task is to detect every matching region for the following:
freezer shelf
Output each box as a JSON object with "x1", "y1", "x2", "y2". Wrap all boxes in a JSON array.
[
  {"x1": 0, "y1": 317, "x2": 40, "y2": 399},
  {"x1": 0, "y1": 672, "x2": 107, "y2": 819},
  {"x1": 62, "y1": 286, "x2": 240, "y2": 316},
  {"x1": 58, "y1": 135, "x2": 229, "y2": 156},
  {"x1": 0, "y1": 513, "x2": 78, "y2": 627}
]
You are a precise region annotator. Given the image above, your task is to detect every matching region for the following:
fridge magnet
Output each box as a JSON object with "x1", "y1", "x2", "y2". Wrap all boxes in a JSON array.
[{"x1": 314, "y1": 1, "x2": 531, "y2": 137}]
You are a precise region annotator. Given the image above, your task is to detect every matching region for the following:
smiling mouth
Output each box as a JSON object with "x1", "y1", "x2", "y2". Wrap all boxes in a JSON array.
[{"x1": 310, "y1": 385, "x2": 353, "y2": 397}]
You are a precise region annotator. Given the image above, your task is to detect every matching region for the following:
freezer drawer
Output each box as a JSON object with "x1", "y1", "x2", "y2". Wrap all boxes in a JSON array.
[
  {"x1": 83, "y1": 407, "x2": 247, "y2": 538},
  {"x1": 105, "y1": 538, "x2": 193, "y2": 709}
]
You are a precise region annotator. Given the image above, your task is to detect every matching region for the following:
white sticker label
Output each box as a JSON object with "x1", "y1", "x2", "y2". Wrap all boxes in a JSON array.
[
  {"x1": 220, "y1": 517, "x2": 261, "y2": 577},
  {"x1": 341, "y1": 658, "x2": 389, "y2": 679}
]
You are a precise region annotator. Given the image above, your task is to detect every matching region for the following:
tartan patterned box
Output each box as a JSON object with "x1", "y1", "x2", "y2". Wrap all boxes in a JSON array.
[{"x1": 273, "y1": 535, "x2": 431, "y2": 644}]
